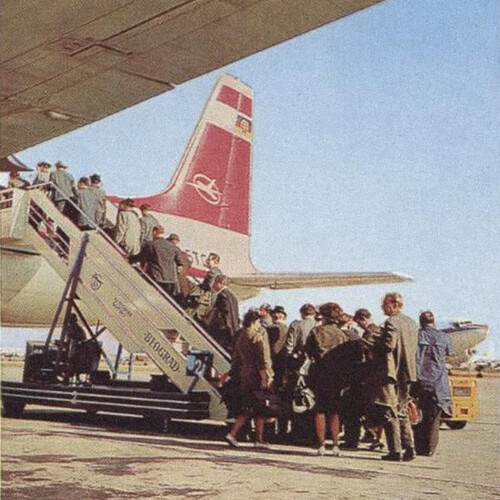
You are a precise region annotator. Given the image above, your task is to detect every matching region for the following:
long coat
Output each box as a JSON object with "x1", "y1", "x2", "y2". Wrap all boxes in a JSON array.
[
  {"x1": 131, "y1": 237, "x2": 182, "y2": 284},
  {"x1": 139, "y1": 213, "x2": 159, "y2": 244},
  {"x1": 50, "y1": 170, "x2": 75, "y2": 201},
  {"x1": 204, "y1": 288, "x2": 239, "y2": 351},
  {"x1": 382, "y1": 312, "x2": 418, "y2": 408},
  {"x1": 417, "y1": 327, "x2": 453, "y2": 415},
  {"x1": 89, "y1": 185, "x2": 107, "y2": 225},
  {"x1": 384, "y1": 312, "x2": 418, "y2": 387},
  {"x1": 231, "y1": 324, "x2": 273, "y2": 396},
  {"x1": 114, "y1": 210, "x2": 141, "y2": 255},
  {"x1": 76, "y1": 188, "x2": 99, "y2": 228}
]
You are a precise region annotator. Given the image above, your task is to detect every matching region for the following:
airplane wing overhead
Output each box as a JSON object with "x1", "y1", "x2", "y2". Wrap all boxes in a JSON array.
[
  {"x1": 229, "y1": 271, "x2": 413, "y2": 290},
  {"x1": 1, "y1": 0, "x2": 385, "y2": 156}
]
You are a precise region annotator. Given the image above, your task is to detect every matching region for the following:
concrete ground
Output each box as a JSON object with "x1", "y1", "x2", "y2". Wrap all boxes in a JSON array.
[{"x1": 1, "y1": 373, "x2": 499, "y2": 499}]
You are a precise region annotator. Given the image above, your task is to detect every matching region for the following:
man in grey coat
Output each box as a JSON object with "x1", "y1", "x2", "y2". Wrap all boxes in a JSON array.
[
  {"x1": 380, "y1": 292, "x2": 419, "y2": 461},
  {"x1": 285, "y1": 303, "x2": 317, "y2": 359},
  {"x1": 50, "y1": 161, "x2": 76, "y2": 214},
  {"x1": 114, "y1": 198, "x2": 141, "y2": 256},
  {"x1": 89, "y1": 174, "x2": 106, "y2": 227},
  {"x1": 130, "y1": 225, "x2": 183, "y2": 295},
  {"x1": 75, "y1": 177, "x2": 99, "y2": 230},
  {"x1": 139, "y1": 204, "x2": 159, "y2": 245}
]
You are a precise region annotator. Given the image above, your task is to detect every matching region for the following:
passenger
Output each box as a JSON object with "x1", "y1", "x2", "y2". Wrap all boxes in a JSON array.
[
  {"x1": 139, "y1": 203, "x2": 159, "y2": 245},
  {"x1": 89, "y1": 174, "x2": 106, "y2": 227},
  {"x1": 50, "y1": 161, "x2": 76, "y2": 215},
  {"x1": 129, "y1": 225, "x2": 182, "y2": 295},
  {"x1": 166, "y1": 233, "x2": 192, "y2": 306},
  {"x1": 114, "y1": 198, "x2": 141, "y2": 256},
  {"x1": 267, "y1": 305, "x2": 288, "y2": 363},
  {"x1": 258, "y1": 303, "x2": 273, "y2": 328},
  {"x1": 339, "y1": 312, "x2": 361, "y2": 340},
  {"x1": 8, "y1": 171, "x2": 29, "y2": 189},
  {"x1": 285, "y1": 303, "x2": 317, "y2": 364},
  {"x1": 266, "y1": 305, "x2": 289, "y2": 441},
  {"x1": 413, "y1": 310, "x2": 452, "y2": 457},
  {"x1": 284, "y1": 303, "x2": 317, "y2": 444},
  {"x1": 200, "y1": 252, "x2": 222, "y2": 291},
  {"x1": 225, "y1": 309, "x2": 274, "y2": 449},
  {"x1": 32, "y1": 161, "x2": 52, "y2": 193},
  {"x1": 379, "y1": 292, "x2": 419, "y2": 462},
  {"x1": 188, "y1": 252, "x2": 222, "y2": 321},
  {"x1": 65, "y1": 313, "x2": 87, "y2": 382},
  {"x1": 75, "y1": 177, "x2": 98, "y2": 230},
  {"x1": 305, "y1": 302, "x2": 348, "y2": 456},
  {"x1": 352, "y1": 308, "x2": 385, "y2": 451},
  {"x1": 203, "y1": 275, "x2": 239, "y2": 353}
]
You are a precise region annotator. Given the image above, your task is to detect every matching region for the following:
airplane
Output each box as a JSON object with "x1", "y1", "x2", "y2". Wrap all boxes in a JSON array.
[
  {"x1": 0, "y1": 2, "x2": 490, "y2": 366},
  {"x1": 1, "y1": 74, "x2": 412, "y2": 327},
  {"x1": 440, "y1": 320, "x2": 490, "y2": 367}
]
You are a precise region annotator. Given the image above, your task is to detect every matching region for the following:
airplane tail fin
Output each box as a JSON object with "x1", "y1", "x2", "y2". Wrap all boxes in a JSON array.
[{"x1": 133, "y1": 75, "x2": 253, "y2": 236}]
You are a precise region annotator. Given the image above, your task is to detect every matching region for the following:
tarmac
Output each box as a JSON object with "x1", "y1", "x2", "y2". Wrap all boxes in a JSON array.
[{"x1": 1, "y1": 371, "x2": 499, "y2": 500}]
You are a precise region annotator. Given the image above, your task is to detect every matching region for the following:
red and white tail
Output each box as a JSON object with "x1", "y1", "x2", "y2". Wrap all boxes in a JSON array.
[{"x1": 133, "y1": 75, "x2": 253, "y2": 236}]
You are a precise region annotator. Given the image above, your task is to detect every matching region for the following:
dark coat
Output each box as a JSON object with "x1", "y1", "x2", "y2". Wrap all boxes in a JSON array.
[
  {"x1": 131, "y1": 237, "x2": 182, "y2": 283},
  {"x1": 204, "y1": 288, "x2": 239, "y2": 351},
  {"x1": 176, "y1": 249, "x2": 192, "y2": 298}
]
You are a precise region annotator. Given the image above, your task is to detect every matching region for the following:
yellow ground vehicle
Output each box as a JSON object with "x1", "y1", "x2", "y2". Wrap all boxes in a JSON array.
[{"x1": 442, "y1": 376, "x2": 479, "y2": 429}]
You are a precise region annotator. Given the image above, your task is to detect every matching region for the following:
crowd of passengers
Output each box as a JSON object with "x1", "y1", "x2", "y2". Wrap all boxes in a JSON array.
[
  {"x1": 222, "y1": 297, "x2": 452, "y2": 462},
  {"x1": 6, "y1": 163, "x2": 452, "y2": 462}
]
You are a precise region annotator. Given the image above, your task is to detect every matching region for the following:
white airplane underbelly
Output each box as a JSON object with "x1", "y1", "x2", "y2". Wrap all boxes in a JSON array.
[{"x1": 1, "y1": 249, "x2": 66, "y2": 326}]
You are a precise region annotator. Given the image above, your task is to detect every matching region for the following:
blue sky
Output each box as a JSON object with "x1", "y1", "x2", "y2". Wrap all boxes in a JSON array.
[{"x1": 12, "y1": 0, "x2": 499, "y2": 357}]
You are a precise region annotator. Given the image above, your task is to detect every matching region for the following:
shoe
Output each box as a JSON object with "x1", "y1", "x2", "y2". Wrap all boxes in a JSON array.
[
  {"x1": 331, "y1": 445, "x2": 341, "y2": 457},
  {"x1": 254, "y1": 442, "x2": 271, "y2": 450},
  {"x1": 225, "y1": 433, "x2": 239, "y2": 448},
  {"x1": 381, "y1": 452, "x2": 401, "y2": 462},
  {"x1": 369, "y1": 441, "x2": 384, "y2": 451},
  {"x1": 360, "y1": 432, "x2": 376, "y2": 443},
  {"x1": 316, "y1": 445, "x2": 326, "y2": 456},
  {"x1": 402, "y1": 448, "x2": 415, "y2": 462}
]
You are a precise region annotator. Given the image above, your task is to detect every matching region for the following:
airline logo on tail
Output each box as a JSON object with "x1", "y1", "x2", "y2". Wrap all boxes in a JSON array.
[{"x1": 187, "y1": 174, "x2": 222, "y2": 205}]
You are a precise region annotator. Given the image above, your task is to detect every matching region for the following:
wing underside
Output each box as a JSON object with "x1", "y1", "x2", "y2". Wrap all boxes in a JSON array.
[
  {"x1": 229, "y1": 271, "x2": 413, "y2": 290},
  {"x1": 2, "y1": 0, "x2": 385, "y2": 155}
]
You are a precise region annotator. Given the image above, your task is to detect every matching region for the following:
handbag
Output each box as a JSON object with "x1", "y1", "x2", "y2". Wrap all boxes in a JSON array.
[
  {"x1": 406, "y1": 398, "x2": 422, "y2": 426},
  {"x1": 219, "y1": 375, "x2": 242, "y2": 414},
  {"x1": 251, "y1": 388, "x2": 286, "y2": 418},
  {"x1": 292, "y1": 375, "x2": 316, "y2": 414}
]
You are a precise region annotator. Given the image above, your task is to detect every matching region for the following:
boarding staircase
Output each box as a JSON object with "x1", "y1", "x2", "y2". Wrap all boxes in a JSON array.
[{"x1": 0, "y1": 187, "x2": 231, "y2": 420}]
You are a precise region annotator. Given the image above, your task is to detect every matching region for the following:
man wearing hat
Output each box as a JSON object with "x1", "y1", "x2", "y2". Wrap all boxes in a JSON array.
[
  {"x1": 32, "y1": 161, "x2": 52, "y2": 194},
  {"x1": 166, "y1": 233, "x2": 192, "y2": 306},
  {"x1": 50, "y1": 161, "x2": 76, "y2": 214},
  {"x1": 8, "y1": 171, "x2": 29, "y2": 189},
  {"x1": 89, "y1": 174, "x2": 106, "y2": 227},
  {"x1": 266, "y1": 305, "x2": 290, "y2": 440}
]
